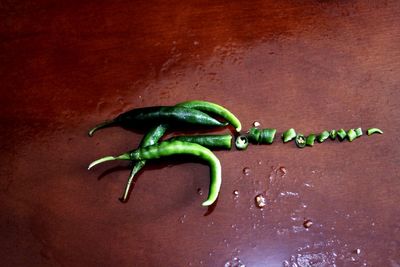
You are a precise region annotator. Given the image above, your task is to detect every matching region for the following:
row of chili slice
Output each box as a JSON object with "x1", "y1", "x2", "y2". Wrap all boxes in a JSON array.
[
  {"x1": 88, "y1": 100, "x2": 383, "y2": 207},
  {"x1": 236, "y1": 127, "x2": 383, "y2": 150}
]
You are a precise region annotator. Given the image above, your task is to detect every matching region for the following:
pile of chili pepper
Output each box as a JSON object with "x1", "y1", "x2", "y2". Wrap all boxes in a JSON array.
[
  {"x1": 88, "y1": 100, "x2": 382, "y2": 207},
  {"x1": 88, "y1": 100, "x2": 242, "y2": 206}
]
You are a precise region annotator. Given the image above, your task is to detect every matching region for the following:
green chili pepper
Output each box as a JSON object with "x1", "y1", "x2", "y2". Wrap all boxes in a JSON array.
[
  {"x1": 337, "y1": 129, "x2": 347, "y2": 141},
  {"x1": 176, "y1": 100, "x2": 242, "y2": 132},
  {"x1": 317, "y1": 131, "x2": 330, "y2": 143},
  {"x1": 259, "y1": 128, "x2": 276, "y2": 144},
  {"x1": 329, "y1": 130, "x2": 337, "y2": 140},
  {"x1": 235, "y1": 135, "x2": 249, "y2": 150},
  {"x1": 282, "y1": 128, "x2": 296, "y2": 143},
  {"x1": 120, "y1": 124, "x2": 167, "y2": 202},
  {"x1": 166, "y1": 134, "x2": 232, "y2": 150},
  {"x1": 306, "y1": 134, "x2": 316, "y2": 146},
  {"x1": 122, "y1": 100, "x2": 242, "y2": 202},
  {"x1": 355, "y1": 127, "x2": 363, "y2": 137},
  {"x1": 88, "y1": 106, "x2": 228, "y2": 136},
  {"x1": 367, "y1": 128, "x2": 383, "y2": 135},
  {"x1": 295, "y1": 134, "x2": 306, "y2": 148},
  {"x1": 347, "y1": 129, "x2": 357, "y2": 142},
  {"x1": 248, "y1": 127, "x2": 261, "y2": 144},
  {"x1": 89, "y1": 140, "x2": 222, "y2": 207}
]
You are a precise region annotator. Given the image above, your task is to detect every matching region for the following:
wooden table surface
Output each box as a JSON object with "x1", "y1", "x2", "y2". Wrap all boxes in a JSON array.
[{"x1": 1, "y1": 1, "x2": 399, "y2": 266}]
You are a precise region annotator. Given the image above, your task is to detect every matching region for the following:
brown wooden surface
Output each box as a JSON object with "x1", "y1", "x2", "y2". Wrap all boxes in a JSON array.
[{"x1": 1, "y1": 1, "x2": 400, "y2": 266}]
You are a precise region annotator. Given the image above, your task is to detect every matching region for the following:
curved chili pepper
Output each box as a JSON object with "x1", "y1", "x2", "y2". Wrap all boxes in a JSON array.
[
  {"x1": 367, "y1": 128, "x2": 383, "y2": 135},
  {"x1": 88, "y1": 140, "x2": 222, "y2": 206},
  {"x1": 175, "y1": 100, "x2": 242, "y2": 132},
  {"x1": 88, "y1": 106, "x2": 227, "y2": 136},
  {"x1": 235, "y1": 135, "x2": 249, "y2": 150}
]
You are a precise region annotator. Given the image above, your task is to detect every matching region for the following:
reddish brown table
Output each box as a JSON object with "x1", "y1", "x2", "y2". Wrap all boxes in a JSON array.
[{"x1": 1, "y1": 1, "x2": 399, "y2": 266}]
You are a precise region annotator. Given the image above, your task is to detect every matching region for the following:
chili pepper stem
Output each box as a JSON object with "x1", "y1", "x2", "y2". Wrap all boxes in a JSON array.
[
  {"x1": 88, "y1": 120, "x2": 117, "y2": 136},
  {"x1": 88, "y1": 153, "x2": 130, "y2": 170},
  {"x1": 120, "y1": 161, "x2": 145, "y2": 202}
]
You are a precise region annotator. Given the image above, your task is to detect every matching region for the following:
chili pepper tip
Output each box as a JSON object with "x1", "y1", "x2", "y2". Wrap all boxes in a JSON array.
[
  {"x1": 202, "y1": 199, "x2": 215, "y2": 207},
  {"x1": 88, "y1": 120, "x2": 116, "y2": 136},
  {"x1": 88, "y1": 153, "x2": 130, "y2": 170},
  {"x1": 88, "y1": 156, "x2": 117, "y2": 170}
]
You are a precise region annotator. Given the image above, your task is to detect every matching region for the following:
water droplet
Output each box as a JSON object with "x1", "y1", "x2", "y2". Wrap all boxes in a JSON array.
[
  {"x1": 224, "y1": 257, "x2": 245, "y2": 267},
  {"x1": 193, "y1": 41, "x2": 199, "y2": 46},
  {"x1": 257, "y1": 160, "x2": 262, "y2": 165},
  {"x1": 303, "y1": 219, "x2": 313, "y2": 228},
  {"x1": 255, "y1": 194, "x2": 267, "y2": 208},
  {"x1": 197, "y1": 188, "x2": 203, "y2": 195},
  {"x1": 253, "y1": 121, "x2": 261, "y2": 127},
  {"x1": 353, "y1": 248, "x2": 361, "y2": 255},
  {"x1": 243, "y1": 167, "x2": 250, "y2": 176},
  {"x1": 178, "y1": 214, "x2": 187, "y2": 224},
  {"x1": 279, "y1": 166, "x2": 287, "y2": 176},
  {"x1": 233, "y1": 190, "x2": 239, "y2": 196}
]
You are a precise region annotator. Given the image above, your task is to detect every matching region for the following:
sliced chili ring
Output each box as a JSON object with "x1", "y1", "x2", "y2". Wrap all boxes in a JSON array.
[
  {"x1": 329, "y1": 129, "x2": 337, "y2": 140},
  {"x1": 248, "y1": 127, "x2": 261, "y2": 144},
  {"x1": 347, "y1": 129, "x2": 357, "y2": 142},
  {"x1": 337, "y1": 129, "x2": 347, "y2": 141},
  {"x1": 355, "y1": 127, "x2": 363, "y2": 137},
  {"x1": 306, "y1": 134, "x2": 316, "y2": 147},
  {"x1": 260, "y1": 128, "x2": 276, "y2": 144},
  {"x1": 235, "y1": 135, "x2": 249, "y2": 150},
  {"x1": 317, "y1": 131, "x2": 330, "y2": 143},
  {"x1": 295, "y1": 133, "x2": 306, "y2": 148},
  {"x1": 282, "y1": 128, "x2": 296, "y2": 143}
]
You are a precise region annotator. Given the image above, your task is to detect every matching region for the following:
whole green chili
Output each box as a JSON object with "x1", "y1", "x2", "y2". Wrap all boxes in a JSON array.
[
  {"x1": 347, "y1": 129, "x2": 357, "y2": 142},
  {"x1": 175, "y1": 100, "x2": 242, "y2": 132},
  {"x1": 317, "y1": 131, "x2": 330, "y2": 143},
  {"x1": 306, "y1": 134, "x2": 316, "y2": 147},
  {"x1": 89, "y1": 140, "x2": 222, "y2": 206},
  {"x1": 235, "y1": 135, "x2": 249, "y2": 150},
  {"x1": 337, "y1": 129, "x2": 347, "y2": 141},
  {"x1": 367, "y1": 128, "x2": 383, "y2": 135},
  {"x1": 165, "y1": 134, "x2": 232, "y2": 150},
  {"x1": 282, "y1": 128, "x2": 296, "y2": 143},
  {"x1": 88, "y1": 106, "x2": 227, "y2": 136},
  {"x1": 295, "y1": 134, "x2": 306, "y2": 148}
]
